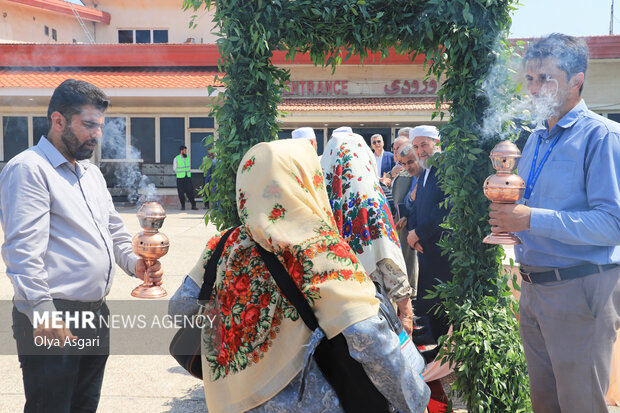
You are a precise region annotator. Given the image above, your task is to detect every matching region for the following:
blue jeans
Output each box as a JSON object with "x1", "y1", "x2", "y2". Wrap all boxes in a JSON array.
[{"x1": 12, "y1": 303, "x2": 110, "y2": 413}]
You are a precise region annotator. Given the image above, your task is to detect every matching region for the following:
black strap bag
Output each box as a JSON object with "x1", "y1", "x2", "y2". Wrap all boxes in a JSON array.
[
  {"x1": 169, "y1": 227, "x2": 236, "y2": 379},
  {"x1": 255, "y1": 245, "x2": 391, "y2": 413}
]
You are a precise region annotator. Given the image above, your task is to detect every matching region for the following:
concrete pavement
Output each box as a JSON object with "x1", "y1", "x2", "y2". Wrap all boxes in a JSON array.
[{"x1": 0, "y1": 206, "x2": 216, "y2": 412}]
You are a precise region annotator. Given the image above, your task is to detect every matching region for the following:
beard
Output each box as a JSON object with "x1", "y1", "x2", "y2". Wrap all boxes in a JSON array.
[
  {"x1": 531, "y1": 94, "x2": 564, "y2": 123},
  {"x1": 417, "y1": 147, "x2": 439, "y2": 169},
  {"x1": 530, "y1": 79, "x2": 567, "y2": 123},
  {"x1": 61, "y1": 125, "x2": 96, "y2": 161}
]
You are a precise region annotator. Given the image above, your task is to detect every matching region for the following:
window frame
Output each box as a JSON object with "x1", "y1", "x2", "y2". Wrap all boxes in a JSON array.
[
  {"x1": 116, "y1": 29, "x2": 169, "y2": 44},
  {"x1": 0, "y1": 113, "x2": 218, "y2": 164}
]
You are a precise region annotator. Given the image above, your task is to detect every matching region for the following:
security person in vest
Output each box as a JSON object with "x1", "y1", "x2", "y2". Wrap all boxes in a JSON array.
[{"x1": 173, "y1": 145, "x2": 197, "y2": 210}]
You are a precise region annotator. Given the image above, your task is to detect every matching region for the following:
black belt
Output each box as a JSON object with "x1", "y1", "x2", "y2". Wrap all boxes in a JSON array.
[
  {"x1": 53, "y1": 298, "x2": 106, "y2": 311},
  {"x1": 520, "y1": 263, "x2": 619, "y2": 284}
]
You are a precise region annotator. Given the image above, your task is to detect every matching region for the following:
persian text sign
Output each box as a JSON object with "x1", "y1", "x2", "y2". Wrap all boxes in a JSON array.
[
  {"x1": 384, "y1": 79, "x2": 438, "y2": 95},
  {"x1": 282, "y1": 79, "x2": 439, "y2": 97}
]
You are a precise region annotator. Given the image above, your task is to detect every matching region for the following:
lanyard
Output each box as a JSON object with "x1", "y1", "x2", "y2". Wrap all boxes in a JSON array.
[{"x1": 523, "y1": 130, "x2": 564, "y2": 200}]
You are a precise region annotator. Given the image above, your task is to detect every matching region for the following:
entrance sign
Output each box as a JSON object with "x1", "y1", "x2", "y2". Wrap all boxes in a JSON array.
[{"x1": 282, "y1": 78, "x2": 439, "y2": 97}]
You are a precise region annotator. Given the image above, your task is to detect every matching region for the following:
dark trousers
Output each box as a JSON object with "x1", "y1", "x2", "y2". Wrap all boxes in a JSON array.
[
  {"x1": 413, "y1": 247, "x2": 453, "y2": 342},
  {"x1": 176, "y1": 176, "x2": 196, "y2": 208},
  {"x1": 12, "y1": 302, "x2": 110, "y2": 413}
]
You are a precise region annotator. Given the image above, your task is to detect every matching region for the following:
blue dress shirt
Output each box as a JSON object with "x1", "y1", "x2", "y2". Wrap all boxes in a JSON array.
[{"x1": 514, "y1": 100, "x2": 620, "y2": 267}]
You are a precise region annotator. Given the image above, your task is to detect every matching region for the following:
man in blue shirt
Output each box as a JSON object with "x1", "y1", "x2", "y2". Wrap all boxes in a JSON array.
[{"x1": 489, "y1": 34, "x2": 620, "y2": 412}]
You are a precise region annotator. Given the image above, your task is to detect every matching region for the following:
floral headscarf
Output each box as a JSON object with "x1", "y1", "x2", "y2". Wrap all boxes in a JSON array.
[
  {"x1": 320, "y1": 132, "x2": 407, "y2": 277},
  {"x1": 191, "y1": 139, "x2": 378, "y2": 413}
]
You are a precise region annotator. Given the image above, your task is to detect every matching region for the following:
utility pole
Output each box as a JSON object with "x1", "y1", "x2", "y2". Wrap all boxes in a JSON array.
[{"x1": 611, "y1": 0, "x2": 615, "y2": 35}]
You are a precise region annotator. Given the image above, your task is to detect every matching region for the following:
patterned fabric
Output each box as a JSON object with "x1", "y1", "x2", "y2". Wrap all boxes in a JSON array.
[
  {"x1": 170, "y1": 279, "x2": 430, "y2": 413},
  {"x1": 250, "y1": 314, "x2": 430, "y2": 413},
  {"x1": 320, "y1": 132, "x2": 410, "y2": 299},
  {"x1": 370, "y1": 259, "x2": 412, "y2": 302},
  {"x1": 190, "y1": 139, "x2": 379, "y2": 413}
]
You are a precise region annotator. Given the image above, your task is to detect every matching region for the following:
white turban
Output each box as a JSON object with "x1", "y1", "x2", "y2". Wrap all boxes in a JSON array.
[
  {"x1": 332, "y1": 126, "x2": 353, "y2": 134},
  {"x1": 410, "y1": 125, "x2": 440, "y2": 141},
  {"x1": 292, "y1": 127, "x2": 316, "y2": 140}
]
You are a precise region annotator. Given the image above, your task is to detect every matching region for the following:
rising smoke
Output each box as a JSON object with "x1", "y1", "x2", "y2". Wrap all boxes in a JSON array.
[
  {"x1": 101, "y1": 118, "x2": 157, "y2": 205},
  {"x1": 479, "y1": 37, "x2": 561, "y2": 141}
]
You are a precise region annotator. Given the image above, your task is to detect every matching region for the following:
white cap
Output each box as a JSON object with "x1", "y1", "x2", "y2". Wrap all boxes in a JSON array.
[
  {"x1": 410, "y1": 125, "x2": 440, "y2": 141},
  {"x1": 292, "y1": 127, "x2": 316, "y2": 140},
  {"x1": 332, "y1": 126, "x2": 353, "y2": 134}
]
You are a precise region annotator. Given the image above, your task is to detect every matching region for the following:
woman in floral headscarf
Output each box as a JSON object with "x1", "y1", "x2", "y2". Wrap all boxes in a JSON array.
[
  {"x1": 169, "y1": 139, "x2": 429, "y2": 413},
  {"x1": 321, "y1": 132, "x2": 415, "y2": 334}
]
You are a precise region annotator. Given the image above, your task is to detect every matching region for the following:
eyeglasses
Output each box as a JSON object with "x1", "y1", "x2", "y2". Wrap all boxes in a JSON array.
[{"x1": 371, "y1": 141, "x2": 382, "y2": 144}]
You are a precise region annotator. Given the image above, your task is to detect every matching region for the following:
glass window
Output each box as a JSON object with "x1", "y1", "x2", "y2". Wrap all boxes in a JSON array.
[
  {"x1": 130, "y1": 118, "x2": 155, "y2": 163},
  {"x1": 277, "y1": 130, "x2": 292, "y2": 139},
  {"x1": 191, "y1": 132, "x2": 213, "y2": 169},
  {"x1": 51, "y1": 28, "x2": 57, "y2": 41},
  {"x1": 135, "y1": 30, "x2": 150, "y2": 44},
  {"x1": 118, "y1": 30, "x2": 133, "y2": 43},
  {"x1": 102, "y1": 117, "x2": 127, "y2": 159},
  {"x1": 189, "y1": 117, "x2": 214, "y2": 129},
  {"x1": 160, "y1": 117, "x2": 185, "y2": 164},
  {"x1": 315, "y1": 129, "x2": 325, "y2": 155},
  {"x1": 2, "y1": 116, "x2": 28, "y2": 161},
  {"x1": 153, "y1": 30, "x2": 168, "y2": 44},
  {"x1": 608, "y1": 113, "x2": 620, "y2": 123},
  {"x1": 33, "y1": 116, "x2": 48, "y2": 145},
  {"x1": 278, "y1": 129, "x2": 325, "y2": 155}
]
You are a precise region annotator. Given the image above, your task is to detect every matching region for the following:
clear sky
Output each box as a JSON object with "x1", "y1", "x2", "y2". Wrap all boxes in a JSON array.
[
  {"x1": 63, "y1": 0, "x2": 616, "y2": 39},
  {"x1": 510, "y1": 0, "x2": 617, "y2": 38}
]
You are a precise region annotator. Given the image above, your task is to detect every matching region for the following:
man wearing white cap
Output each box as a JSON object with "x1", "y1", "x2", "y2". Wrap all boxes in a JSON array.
[
  {"x1": 291, "y1": 127, "x2": 317, "y2": 151},
  {"x1": 405, "y1": 125, "x2": 452, "y2": 344},
  {"x1": 332, "y1": 126, "x2": 352, "y2": 134}
]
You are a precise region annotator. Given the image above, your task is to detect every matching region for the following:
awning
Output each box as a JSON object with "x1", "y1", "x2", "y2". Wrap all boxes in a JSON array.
[
  {"x1": 278, "y1": 97, "x2": 449, "y2": 111},
  {"x1": 0, "y1": 69, "x2": 221, "y2": 89}
]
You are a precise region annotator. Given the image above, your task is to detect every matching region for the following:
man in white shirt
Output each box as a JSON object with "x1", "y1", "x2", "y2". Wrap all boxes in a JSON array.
[
  {"x1": 370, "y1": 133, "x2": 395, "y2": 178},
  {"x1": 0, "y1": 79, "x2": 163, "y2": 412}
]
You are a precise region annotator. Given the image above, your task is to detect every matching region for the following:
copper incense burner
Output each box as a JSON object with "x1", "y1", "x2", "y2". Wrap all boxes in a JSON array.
[
  {"x1": 131, "y1": 201, "x2": 169, "y2": 298},
  {"x1": 483, "y1": 140, "x2": 525, "y2": 245}
]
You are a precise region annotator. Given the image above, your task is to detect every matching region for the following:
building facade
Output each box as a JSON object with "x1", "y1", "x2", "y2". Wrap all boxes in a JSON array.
[{"x1": 1, "y1": 1, "x2": 620, "y2": 200}]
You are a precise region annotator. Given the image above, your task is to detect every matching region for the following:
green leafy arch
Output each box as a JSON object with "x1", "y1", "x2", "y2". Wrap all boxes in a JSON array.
[{"x1": 184, "y1": 0, "x2": 531, "y2": 410}]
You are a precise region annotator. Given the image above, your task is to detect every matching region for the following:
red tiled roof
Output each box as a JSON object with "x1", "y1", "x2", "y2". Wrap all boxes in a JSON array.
[
  {"x1": 278, "y1": 97, "x2": 448, "y2": 111},
  {"x1": 510, "y1": 35, "x2": 620, "y2": 59},
  {"x1": 2, "y1": 35, "x2": 619, "y2": 70},
  {"x1": 7, "y1": 0, "x2": 110, "y2": 24},
  {"x1": 584, "y1": 35, "x2": 620, "y2": 59},
  {"x1": 0, "y1": 69, "x2": 221, "y2": 89},
  {"x1": 0, "y1": 44, "x2": 220, "y2": 68}
]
